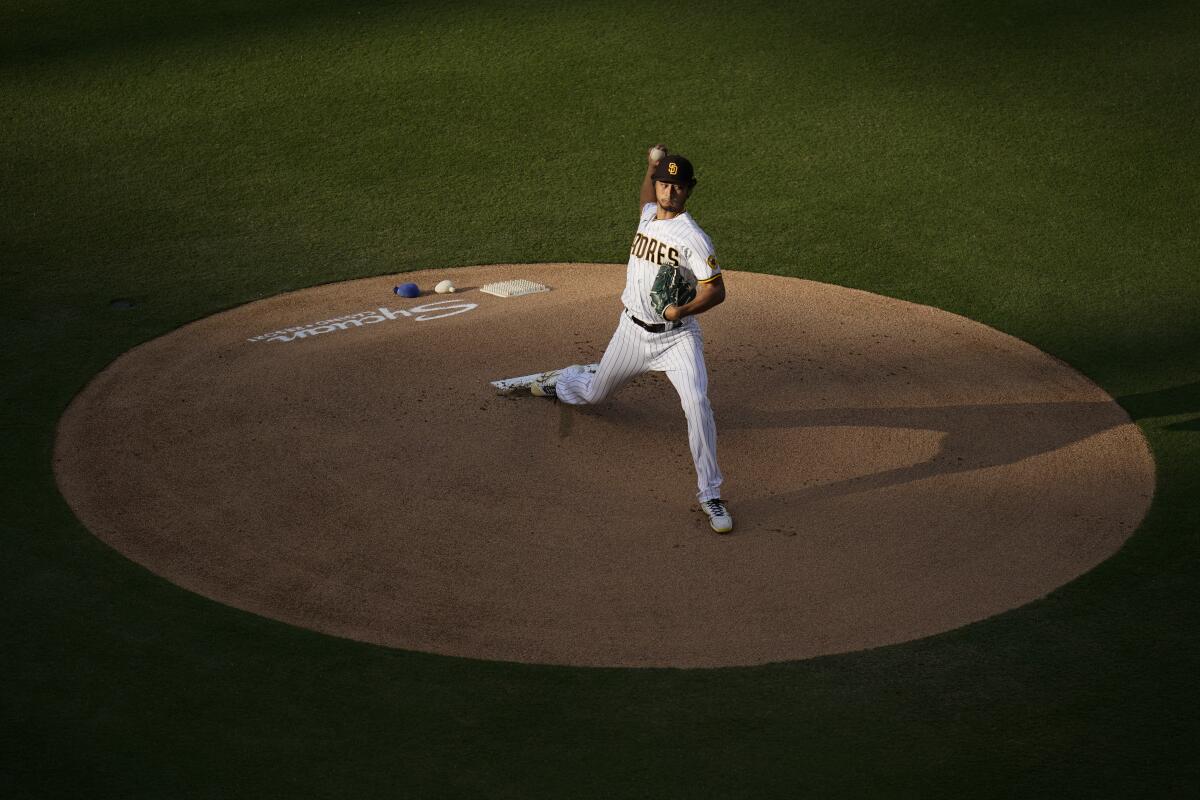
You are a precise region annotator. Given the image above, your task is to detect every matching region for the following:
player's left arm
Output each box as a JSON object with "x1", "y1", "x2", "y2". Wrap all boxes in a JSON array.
[{"x1": 664, "y1": 275, "x2": 725, "y2": 321}]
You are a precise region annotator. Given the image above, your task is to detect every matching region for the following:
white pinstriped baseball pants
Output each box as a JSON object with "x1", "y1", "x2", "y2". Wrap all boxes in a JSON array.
[{"x1": 555, "y1": 310, "x2": 724, "y2": 502}]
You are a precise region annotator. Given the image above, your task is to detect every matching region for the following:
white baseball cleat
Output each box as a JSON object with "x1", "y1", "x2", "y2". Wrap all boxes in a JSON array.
[
  {"x1": 701, "y1": 498, "x2": 734, "y2": 533},
  {"x1": 529, "y1": 365, "x2": 578, "y2": 398}
]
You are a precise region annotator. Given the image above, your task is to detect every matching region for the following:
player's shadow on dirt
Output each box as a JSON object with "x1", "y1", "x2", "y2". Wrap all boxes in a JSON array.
[
  {"x1": 718, "y1": 380, "x2": 1199, "y2": 509},
  {"x1": 724, "y1": 400, "x2": 1132, "y2": 506}
]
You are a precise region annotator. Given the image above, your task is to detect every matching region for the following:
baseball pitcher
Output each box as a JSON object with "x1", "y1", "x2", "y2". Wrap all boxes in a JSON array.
[{"x1": 531, "y1": 145, "x2": 732, "y2": 533}]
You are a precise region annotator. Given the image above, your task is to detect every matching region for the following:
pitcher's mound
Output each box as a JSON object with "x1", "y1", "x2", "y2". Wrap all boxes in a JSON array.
[{"x1": 54, "y1": 264, "x2": 1153, "y2": 667}]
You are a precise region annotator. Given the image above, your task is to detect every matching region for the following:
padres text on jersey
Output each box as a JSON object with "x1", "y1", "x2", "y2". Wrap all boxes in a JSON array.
[{"x1": 622, "y1": 203, "x2": 721, "y2": 323}]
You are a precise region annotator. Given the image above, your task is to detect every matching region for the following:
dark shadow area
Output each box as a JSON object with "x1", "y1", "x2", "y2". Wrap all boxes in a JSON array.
[
  {"x1": 1, "y1": 0, "x2": 407, "y2": 67},
  {"x1": 17, "y1": 0, "x2": 1189, "y2": 71},
  {"x1": 719, "y1": 400, "x2": 1135, "y2": 506},
  {"x1": 863, "y1": 0, "x2": 1190, "y2": 45},
  {"x1": 1117, "y1": 381, "x2": 1200, "y2": 427}
]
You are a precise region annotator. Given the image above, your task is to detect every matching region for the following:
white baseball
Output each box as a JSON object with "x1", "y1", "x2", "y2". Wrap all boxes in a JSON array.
[
  {"x1": 434, "y1": 279, "x2": 456, "y2": 294},
  {"x1": 650, "y1": 146, "x2": 667, "y2": 162}
]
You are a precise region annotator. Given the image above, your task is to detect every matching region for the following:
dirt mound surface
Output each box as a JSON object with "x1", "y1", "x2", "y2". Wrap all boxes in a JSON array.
[{"x1": 55, "y1": 264, "x2": 1154, "y2": 667}]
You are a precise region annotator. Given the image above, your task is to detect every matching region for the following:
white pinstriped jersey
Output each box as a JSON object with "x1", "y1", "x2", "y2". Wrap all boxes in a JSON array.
[
  {"x1": 622, "y1": 203, "x2": 722, "y2": 322},
  {"x1": 552, "y1": 200, "x2": 726, "y2": 504}
]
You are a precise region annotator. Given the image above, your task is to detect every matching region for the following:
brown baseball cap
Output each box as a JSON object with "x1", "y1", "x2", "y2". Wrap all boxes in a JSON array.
[{"x1": 652, "y1": 154, "x2": 696, "y2": 186}]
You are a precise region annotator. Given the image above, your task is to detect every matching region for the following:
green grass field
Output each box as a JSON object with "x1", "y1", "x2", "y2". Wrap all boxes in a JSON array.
[{"x1": 3, "y1": 1, "x2": 1198, "y2": 796}]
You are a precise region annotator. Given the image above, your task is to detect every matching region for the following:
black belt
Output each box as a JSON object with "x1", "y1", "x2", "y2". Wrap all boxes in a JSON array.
[{"x1": 626, "y1": 308, "x2": 682, "y2": 333}]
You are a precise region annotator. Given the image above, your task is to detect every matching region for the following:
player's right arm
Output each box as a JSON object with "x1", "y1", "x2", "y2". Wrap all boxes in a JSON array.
[{"x1": 639, "y1": 144, "x2": 667, "y2": 209}]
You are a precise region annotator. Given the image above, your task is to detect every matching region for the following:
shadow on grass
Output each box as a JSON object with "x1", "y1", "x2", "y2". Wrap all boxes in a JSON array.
[
  {"x1": 1117, "y1": 381, "x2": 1200, "y2": 429},
  {"x1": 1, "y1": 0, "x2": 410, "y2": 67}
]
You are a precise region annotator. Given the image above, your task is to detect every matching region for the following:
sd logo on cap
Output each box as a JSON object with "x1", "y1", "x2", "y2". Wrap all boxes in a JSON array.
[{"x1": 652, "y1": 154, "x2": 696, "y2": 186}]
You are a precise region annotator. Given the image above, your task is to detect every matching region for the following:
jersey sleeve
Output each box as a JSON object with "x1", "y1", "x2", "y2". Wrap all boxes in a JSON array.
[
  {"x1": 640, "y1": 202, "x2": 656, "y2": 222},
  {"x1": 685, "y1": 230, "x2": 722, "y2": 283}
]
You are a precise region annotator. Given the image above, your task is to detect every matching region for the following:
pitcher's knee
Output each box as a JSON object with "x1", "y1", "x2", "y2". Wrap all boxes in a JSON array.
[{"x1": 582, "y1": 382, "x2": 615, "y2": 404}]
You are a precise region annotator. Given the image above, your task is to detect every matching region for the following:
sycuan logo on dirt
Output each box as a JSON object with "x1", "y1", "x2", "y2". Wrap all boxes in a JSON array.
[{"x1": 247, "y1": 299, "x2": 478, "y2": 343}]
